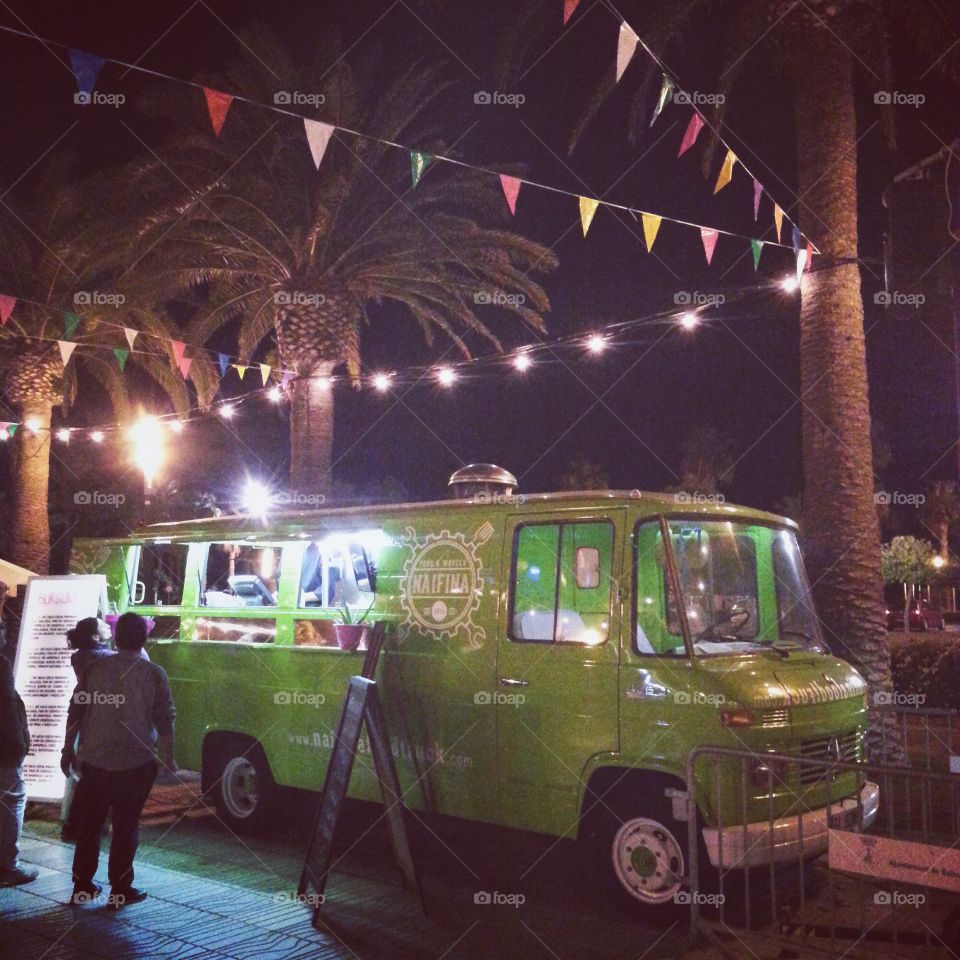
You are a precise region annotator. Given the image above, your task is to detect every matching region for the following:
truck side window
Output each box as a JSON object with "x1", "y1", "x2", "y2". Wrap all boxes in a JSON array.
[
  {"x1": 202, "y1": 542, "x2": 281, "y2": 607},
  {"x1": 510, "y1": 521, "x2": 613, "y2": 644},
  {"x1": 134, "y1": 543, "x2": 189, "y2": 606}
]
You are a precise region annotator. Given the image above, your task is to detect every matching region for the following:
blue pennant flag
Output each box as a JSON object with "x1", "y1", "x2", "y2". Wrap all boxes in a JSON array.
[
  {"x1": 791, "y1": 225, "x2": 802, "y2": 257},
  {"x1": 68, "y1": 49, "x2": 105, "y2": 100},
  {"x1": 218, "y1": 353, "x2": 229, "y2": 377}
]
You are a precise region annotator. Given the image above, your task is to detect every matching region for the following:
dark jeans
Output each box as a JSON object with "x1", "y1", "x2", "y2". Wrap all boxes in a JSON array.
[{"x1": 72, "y1": 760, "x2": 157, "y2": 892}]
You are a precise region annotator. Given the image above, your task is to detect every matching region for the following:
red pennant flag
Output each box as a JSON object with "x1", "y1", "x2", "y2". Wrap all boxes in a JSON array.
[
  {"x1": 753, "y1": 179, "x2": 762, "y2": 221},
  {"x1": 203, "y1": 88, "x2": 234, "y2": 137},
  {"x1": 805, "y1": 241, "x2": 814, "y2": 272},
  {"x1": 171, "y1": 340, "x2": 186, "y2": 366},
  {"x1": 178, "y1": 356, "x2": 192, "y2": 379},
  {"x1": 0, "y1": 294, "x2": 15, "y2": 325},
  {"x1": 563, "y1": 0, "x2": 580, "y2": 24},
  {"x1": 677, "y1": 112, "x2": 704, "y2": 157},
  {"x1": 700, "y1": 228, "x2": 719, "y2": 265},
  {"x1": 500, "y1": 175, "x2": 522, "y2": 215}
]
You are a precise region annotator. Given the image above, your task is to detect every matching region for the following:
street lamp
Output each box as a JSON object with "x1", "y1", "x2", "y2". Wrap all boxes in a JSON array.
[{"x1": 128, "y1": 416, "x2": 165, "y2": 491}]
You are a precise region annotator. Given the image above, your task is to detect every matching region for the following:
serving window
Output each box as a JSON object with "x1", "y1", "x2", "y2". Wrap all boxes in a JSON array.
[
  {"x1": 201, "y1": 542, "x2": 282, "y2": 607},
  {"x1": 297, "y1": 530, "x2": 383, "y2": 611},
  {"x1": 133, "y1": 542, "x2": 189, "y2": 606}
]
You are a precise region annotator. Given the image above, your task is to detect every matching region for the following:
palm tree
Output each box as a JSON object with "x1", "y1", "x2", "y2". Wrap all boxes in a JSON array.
[
  {"x1": 110, "y1": 32, "x2": 558, "y2": 495},
  {"x1": 676, "y1": 424, "x2": 737, "y2": 495},
  {"x1": 558, "y1": 456, "x2": 609, "y2": 490},
  {"x1": 921, "y1": 480, "x2": 960, "y2": 562},
  {"x1": 0, "y1": 160, "x2": 217, "y2": 573}
]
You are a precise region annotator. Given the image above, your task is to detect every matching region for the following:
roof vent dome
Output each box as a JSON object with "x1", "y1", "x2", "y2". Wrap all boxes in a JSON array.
[{"x1": 448, "y1": 463, "x2": 518, "y2": 500}]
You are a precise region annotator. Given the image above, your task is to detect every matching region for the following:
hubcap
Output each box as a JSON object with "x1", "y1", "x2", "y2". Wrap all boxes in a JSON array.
[
  {"x1": 222, "y1": 757, "x2": 258, "y2": 819},
  {"x1": 612, "y1": 817, "x2": 684, "y2": 905}
]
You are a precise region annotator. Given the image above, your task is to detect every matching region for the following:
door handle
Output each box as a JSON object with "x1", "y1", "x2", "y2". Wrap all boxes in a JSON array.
[{"x1": 499, "y1": 677, "x2": 530, "y2": 687}]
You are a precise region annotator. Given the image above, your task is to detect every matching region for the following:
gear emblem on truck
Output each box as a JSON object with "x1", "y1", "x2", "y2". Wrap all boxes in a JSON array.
[{"x1": 399, "y1": 523, "x2": 492, "y2": 646}]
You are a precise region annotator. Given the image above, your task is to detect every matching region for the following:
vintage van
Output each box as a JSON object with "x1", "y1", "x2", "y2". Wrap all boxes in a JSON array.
[{"x1": 69, "y1": 467, "x2": 878, "y2": 917}]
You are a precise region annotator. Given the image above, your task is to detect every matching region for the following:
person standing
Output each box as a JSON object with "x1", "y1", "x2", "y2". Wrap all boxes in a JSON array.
[
  {"x1": 0, "y1": 580, "x2": 38, "y2": 887},
  {"x1": 61, "y1": 612, "x2": 175, "y2": 908}
]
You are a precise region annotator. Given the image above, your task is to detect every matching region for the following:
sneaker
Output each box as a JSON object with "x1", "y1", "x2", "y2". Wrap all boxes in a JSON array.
[
  {"x1": 71, "y1": 882, "x2": 103, "y2": 905},
  {"x1": 108, "y1": 887, "x2": 147, "y2": 909},
  {"x1": 0, "y1": 866, "x2": 39, "y2": 887}
]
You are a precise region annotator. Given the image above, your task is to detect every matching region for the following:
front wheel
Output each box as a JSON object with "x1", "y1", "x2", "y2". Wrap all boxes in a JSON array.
[{"x1": 208, "y1": 739, "x2": 276, "y2": 833}]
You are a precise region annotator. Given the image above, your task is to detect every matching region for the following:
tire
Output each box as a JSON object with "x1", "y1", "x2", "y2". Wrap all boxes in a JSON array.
[{"x1": 207, "y1": 738, "x2": 277, "y2": 834}]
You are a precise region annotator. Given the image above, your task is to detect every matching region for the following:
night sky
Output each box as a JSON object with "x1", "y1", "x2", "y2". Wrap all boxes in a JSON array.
[{"x1": 1, "y1": 0, "x2": 958, "y2": 549}]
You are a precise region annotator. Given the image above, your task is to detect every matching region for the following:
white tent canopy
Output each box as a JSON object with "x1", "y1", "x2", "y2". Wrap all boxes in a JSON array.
[{"x1": 0, "y1": 558, "x2": 36, "y2": 590}]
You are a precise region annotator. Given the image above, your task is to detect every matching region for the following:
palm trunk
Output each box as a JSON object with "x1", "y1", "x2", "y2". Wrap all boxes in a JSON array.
[
  {"x1": 939, "y1": 521, "x2": 949, "y2": 560},
  {"x1": 289, "y1": 362, "x2": 335, "y2": 499},
  {"x1": 792, "y1": 27, "x2": 895, "y2": 759},
  {"x1": 11, "y1": 400, "x2": 53, "y2": 575}
]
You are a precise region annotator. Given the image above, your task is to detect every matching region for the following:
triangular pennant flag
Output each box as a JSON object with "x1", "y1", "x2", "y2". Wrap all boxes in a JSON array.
[
  {"x1": 700, "y1": 228, "x2": 719, "y2": 265},
  {"x1": 500, "y1": 174, "x2": 522, "y2": 216},
  {"x1": 563, "y1": 0, "x2": 580, "y2": 24},
  {"x1": 259, "y1": 363, "x2": 271, "y2": 385},
  {"x1": 677, "y1": 112, "x2": 705, "y2": 157},
  {"x1": 805, "y1": 241, "x2": 814, "y2": 272},
  {"x1": 753, "y1": 180, "x2": 762, "y2": 221},
  {"x1": 7, "y1": 423, "x2": 18, "y2": 438},
  {"x1": 178, "y1": 356, "x2": 192, "y2": 379},
  {"x1": 123, "y1": 327, "x2": 138, "y2": 350},
  {"x1": 796, "y1": 247, "x2": 808, "y2": 283},
  {"x1": 58, "y1": 340, "x2": 77, "y2": 366},
  {"x1": 64, "y1": 312, "x2": 80, "y2": 338},
  {"x1": 1, "y1": 423, "x2": 17, "y2": 439},
  {"x1": 579, "y1": 196, "x2": 600, "y2": 236},
  {"x1": 773, "y1": 204, "x2": 784, "y2": 242},
  {"x1": 203, "y1": 88, "x2": 234, "y2": 137},
  {"x1": 0, "y1": 295, "x2": 15, "y2": 325},
  {"x1": 304, "y1": 119, "x2": 335, "y2": 169},
  {"x1": 235, "y1": 364, "x2": 248, "y2": 381},
  {"x1": 218, "y1": 353, "x2": 229, "y2": 377},
  {"x1": 713, "y1": 149, "x2": 737, "y2": 194},
  {"x1": 641, "y1": 213, "x2": 662, "y2": 251},
  {"x1": 411, "y1": 151, "x2": 432, "y2": 187},
  {"x1": 616, "y1": 22, "x2": 639, "y2": 83},
  {"x1": 68, "y1": 49, "x2": 105, "y2": 98},
  {"x1": 650, "y1": 74, "x2": 676, "y2": 126},
  {"x1": 113, "y1": 348, "x2": 128, "y2": 371},
  {"x1": 791, "y1": 225, "x2": 802, "y2": 256},
  {"x1": 171, "y1": 340, "x2": 186, "y2": 365},
  {"x1": 751, "y1": 239, "x2": 763, "y2": 270}
]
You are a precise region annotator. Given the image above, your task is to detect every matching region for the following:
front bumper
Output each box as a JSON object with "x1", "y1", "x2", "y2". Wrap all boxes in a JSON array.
[{"x1": 702, "y1": 781, "x2": 879, "y2": 869}]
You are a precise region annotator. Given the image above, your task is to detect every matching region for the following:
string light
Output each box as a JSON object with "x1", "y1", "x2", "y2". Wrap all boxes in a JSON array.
[
  {"x1": 781, "y1": 275, "x2": 799, "y2": 293},
  {"x1": 25, "y1": 417, "x2": 41, "y2": 433},
  {"x1": 679, "y1": 312, "x2": 699, "y2": 331},
  {"x1": 586, "y1": 334, "x2": 607, "y2": 355},
  {"x1": 436, "y1": 366, "x2": 457, "y2": 387},
  {"x1": 513, "y1": 353, "x2": 532, "y2": 372},
  {"x1": 220, "y1": 405, "x2": 236, "y2": 420},
  {"x1": 372, "y1": 372, "x2": 392, "y2": 392},
  {"x1": 56, "y1": 428, "x2": 70, "y2": 442},
  {"x1": 267, "y1": 385, "x2": 283, "y2": 402},
  {"x1": 90, "y1": 431, "x2": 105, "y2": 443},
  {"x1": 168, "y1": 420, "x2": 184, "y2": 433}
]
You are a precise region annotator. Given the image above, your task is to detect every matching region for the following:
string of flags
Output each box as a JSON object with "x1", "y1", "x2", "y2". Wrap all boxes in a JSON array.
[{"x1": 0, "y1": 22, "x2": 814, "y2": 275}]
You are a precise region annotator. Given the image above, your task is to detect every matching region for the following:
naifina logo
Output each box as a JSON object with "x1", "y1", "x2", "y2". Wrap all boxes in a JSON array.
[{"x1": 399, "y1": 523, "x2": 492, "y2": 647}]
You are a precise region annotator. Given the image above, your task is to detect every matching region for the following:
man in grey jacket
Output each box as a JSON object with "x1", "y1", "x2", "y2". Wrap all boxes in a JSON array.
[{"x1": 62, "y1": 612, "x2": 175, "y2": 908}]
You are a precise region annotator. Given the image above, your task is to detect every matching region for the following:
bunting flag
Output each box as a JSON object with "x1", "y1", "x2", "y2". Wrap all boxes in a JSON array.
[
  {"x1": 259, "y1": 363, "x2": 271, "y2": 385},
  {"x1": 64, "y1": 311, "x2": 80, "y2": 338},
  {"x1": 171, "y1": 340, "x2": 187, "y2": 366},
  {"x1": 0, "y1": 294, "x2": 15, "y2": 325},
  {"x1": 178, "y1": 356, "x2": 192, "y2": 379},
  {"x1": 68, "y1": 49, "x2": 105, "y2": 98},
  {"x1": 235, "y1": 364, "x2": 248, "y2": 380},
  {"x1": 650, "y1": 74, "x2": 676, "y2": 126},
  {"x1": 563, "y1": 0, "x2": 580, "y2": 24},
  {"x1": 123, "y1": 327, "x2": 138, "y2": 350},
  {"x1": 805, "y1": 241, "x2": 814, "y2": 271},
  {"x1": 203, "y1": 88, "x2": 234, "y2": 137},
  {"x1": 677, "y1": 111, "x2": 704, "y2": 157},
  {"x1": 751, "y1": 239, "x2": 763, "y2": 270},
  {"x1": 773, "y1": 204, "x2": 784, "y2": 242},
  {"x1": 796, "y1": 246, "x2": 808, "y2": 283},
  {"x1": 579, "y1": 196, "x2": 600, "y2": 236},
  {"x1": 113, "y1": 348, "x2": 128, "y2": 371},
  {"x1": 713, "y1": 149, "x2": 737, "y2": 194},
  {"x1": 0, "y1": 423, "x2": 15, "y2": 440},
  {"x1": 58, "y1": 340, "x2": 77, "y2": 366},
  {"x1": 304, "y1": 119, "x2": 335, "y2": 169},
  {"x1": 500, "y1": 174, "x2": 522, "y2": 215},
  {"x1": 218, "y1": 353, "x2": 230, "y2": 377},
  {"x1": 753, "y1": 180, "x2": 762, "y2": 221},
  {"x1": 616, "y1": 22, "x2": 640, "y2": 83},
  {"x1": 641, "y1": 213, "x2": 662, "y2": 251},
  {"x1": 700, "y1": 228, "x2": 719, "y2": 265},
  {"x1": 411, "y1": 151, "x2": 432, "y2": 187},
  {"x1": 791, "y1": 225, "x2": 802, "y2": 257}
]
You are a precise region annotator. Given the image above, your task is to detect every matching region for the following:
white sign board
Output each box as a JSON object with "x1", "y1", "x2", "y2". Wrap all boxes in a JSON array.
[
  {"x1": 829, "y1": 829, "x2": 960, "y2": 893},
  {"x1": 13, "y1": 575, "x2": 107, "y2": 802}
]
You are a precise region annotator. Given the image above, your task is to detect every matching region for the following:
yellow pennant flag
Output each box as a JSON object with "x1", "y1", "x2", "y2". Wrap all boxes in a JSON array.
[
  {"x1": 580, "y1": 196, "x2": 600, "y2": 236},
  {"x1": 641, "y1": 213, "x2": 662, "y2": 251},
  {"x1": 773, "y1": 204, "x2": 784, "y2": 242},
  {"x1": 235, "y1": 364, "x2": 247, "y2": 380},
  {"x1": 713, "y1": 149, "x2": 737, "y2": 194},
  {"x1": 259, "y1": 363, "x2": 271, "y2": 385}
]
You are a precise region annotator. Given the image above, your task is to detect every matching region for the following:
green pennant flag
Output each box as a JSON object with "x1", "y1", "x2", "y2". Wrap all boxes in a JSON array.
[
  {"x1": 411, "y1": 151, "x2": 432, "y2": 187},
  {"x1": 7, "y1": 423, "x2": 18, "y2": 438},
  {"x1": 751, "y1": 239, "x2": 763, "y2": 270},
  {"x1": 113, "y1": 348, "x2": 129, "y2": 371},
  {"x1": 650, "y1": 74, "x2": 676, "y2": 126},
  {"x1": 64, "y1": 311, "x2": 80, "y2": 338}
]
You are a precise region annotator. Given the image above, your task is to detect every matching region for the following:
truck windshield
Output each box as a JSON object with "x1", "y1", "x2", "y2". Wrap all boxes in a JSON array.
[{"x1": 644, "y1": 520, "x2": 825, "y2": 656}]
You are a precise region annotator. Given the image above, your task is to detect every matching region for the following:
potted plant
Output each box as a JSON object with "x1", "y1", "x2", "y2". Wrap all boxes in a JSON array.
[{"x1": 333, "y1": 602, "x2": 373, "y2": 651}]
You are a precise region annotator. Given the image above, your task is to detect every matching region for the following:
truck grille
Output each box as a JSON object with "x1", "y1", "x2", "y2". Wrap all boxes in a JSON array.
[
  {"x1": 797, "y1": 730, "x2": 860, "y2": 784},
  {"x1": 759, "y1": 707, "x2": 790, "y2": 728}
]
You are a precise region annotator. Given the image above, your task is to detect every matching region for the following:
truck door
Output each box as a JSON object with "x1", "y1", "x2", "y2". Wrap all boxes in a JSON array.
[{"x1": 496, "y1": 511, "x2": 623, "y2": 836}]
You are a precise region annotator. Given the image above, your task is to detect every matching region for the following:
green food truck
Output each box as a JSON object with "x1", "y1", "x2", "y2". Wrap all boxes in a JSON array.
[{"x1": 69, "y1": 465, "x2": 877, "y2": 917}]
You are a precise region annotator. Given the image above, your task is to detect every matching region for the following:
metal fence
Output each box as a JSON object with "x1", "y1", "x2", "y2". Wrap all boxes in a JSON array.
[{"x1": 683, "y1": 708, "x2": 960, "y2": 957}]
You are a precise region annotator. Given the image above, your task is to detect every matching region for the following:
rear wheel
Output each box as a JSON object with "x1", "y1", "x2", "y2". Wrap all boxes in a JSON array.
[{"x1": 207, "y1": 739, "x2": 276, "y2": 833}]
